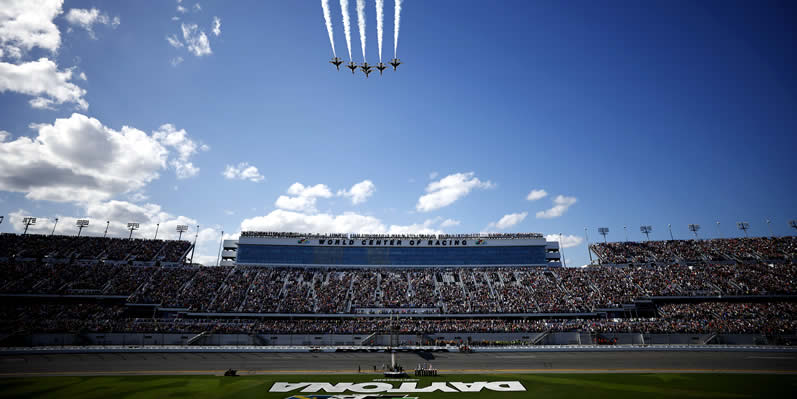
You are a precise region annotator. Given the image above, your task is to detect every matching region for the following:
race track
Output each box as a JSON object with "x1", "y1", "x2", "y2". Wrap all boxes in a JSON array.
[{"x1": 1, "y1": 351, "x2": 795, "y2": 376}]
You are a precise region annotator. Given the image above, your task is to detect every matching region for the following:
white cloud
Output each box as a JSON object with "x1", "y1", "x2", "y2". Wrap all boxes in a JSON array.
[
  {"x1": 428, "y1": 171, "x2": 438, "y2": 180},
  {"x1": 440, "y1": 218, "x2": 460, "y2": 228},
  {"x1": 171, "y1": 16, "x2": 180, "y2": 21},
  {"x1": 0, "y1": 58, "x2": 88, "y2": 110},
  {"x1": 546, "y1": 234, "x2": 584, "y2": 249},
  {"x1": 337, "y1": 180, "x2": 375, "y2": 204},
  {"x1": 526, "y1": 189, "x2": 547, "y2": 201},
  {"x1": 536, "y1": 195, "x2": 577, "y2": 219},
  {"x1": 416, "y1": 172, "x2": 494, "y2": 212},
  {"x1": 166, "y1": 34, "x2": 183, "y2": 48},
  {"x1": 177, "y1": 5, "x2": 187, "y2": 13},
  {"x1": 0, "y1": 114, "x2": 202, "y2": 203},
  {"x1": 488, "y1": 212, "x2": 528, "y2": 230},
  {"x1": 241, "y1": 209, "x2": 442, "y2": 236},
  {"x1": 181, "y1": 23, "x2": 211, "y2": 56},
  {"x1": 0, "y1": 0, "x2": 63, "y2": 58},
  {"x1": 78, "y1": 72, "x2": 87, "y2": 80},
  {"x1": 170, "y1": 56, "x2": 184, "y2": 67},
  {"x1": 222, "y1": 162, "x2": 264, "y2": 183},
  {"x1": 64, "y1": 8, "x2": 119, "y2": 39},
  {"x1": 274, "y1": 183, "x2": 333, "y2": 213},
  {"x1": 194, "y1": 3, "x2": 202, "y2": 11},
  {"x1": 212, "y1": 16, "x2": 221, "y2": 36},
  {"x1": 153, "y1": 123, "x2": 207, "y2": 179}
]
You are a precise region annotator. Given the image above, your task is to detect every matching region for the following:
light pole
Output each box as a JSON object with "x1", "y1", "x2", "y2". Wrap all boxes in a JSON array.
[
  {"x1": 668, "y1": 224, "x2": 674, "y2": 240},
  {"x1": 688, "y1": 224, "x2": 700, "y2": 239},
  {"x1": 154, "y1": 223, "x2": 160, "y2": 240},
  {"x1": 790, "y1": 220, "x2": 797, "y2": 232},
  {"x1": 765, "y1": 219, "x2": 773, "y2": 237},
  {"x1": 598, "y1": 227, "x2": 609, "y2": 244},
  {"x1": 22, "y1": 217, "x2": 36, "y2": 235},
  {"x1": 51, "y1": 218, "x2": 59, "y2": 236},
  {"x1": 76, "y1": 219, "x2": 89, "y2": 237},
  {"x1": 127, "y1": 222, "x2": 139, "y2": 239},
  {"x1": 216, "y1": 229, "x2": 224, "y2": 266},
  {"x1": 189, "y1": 225, "x2": 199, "y2": 264},
  {"x1": 103, "y1": 221, "x2": 110, "y2": 238},
  {"x1": 640, "y1": 225, "x2": 652, "y2": 241},
  {"x1": 559, "y1": 233, "x2": 567, "y2": 267},
  {"x1": 623, "y1": 225, "x2": 628, "y2": 242},
  {"x1": 584, "y1": 227, "x2": 593, "y2": 264},
  {"x1": 737, "y1": 222, "x2": 749, "y2": 237},
  {"x1": 176, "y1": 225, "x2": 188, "y2": 241},
  {"x1": 715, "y1": 221, "x2": 721, "y2": 238}
]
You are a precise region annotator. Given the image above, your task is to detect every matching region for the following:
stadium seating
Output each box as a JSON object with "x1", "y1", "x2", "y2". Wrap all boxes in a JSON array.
[{"x1": 0, "y1": 234, "x2": 795, "y2": 336}]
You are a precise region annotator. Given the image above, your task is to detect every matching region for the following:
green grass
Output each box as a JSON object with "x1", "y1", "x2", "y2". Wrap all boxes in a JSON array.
[{"x1": 1, "y1": 374, "x2": 796, "y2": 398}]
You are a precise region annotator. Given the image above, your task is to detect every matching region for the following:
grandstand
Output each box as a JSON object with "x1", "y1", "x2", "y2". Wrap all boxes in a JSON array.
[{"x1": 0, "y1": 233, "x2": 795, "y2": 347}]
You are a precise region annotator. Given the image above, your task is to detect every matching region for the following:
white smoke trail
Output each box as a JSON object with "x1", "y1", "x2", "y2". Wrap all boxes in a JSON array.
[
  {"x1": 356, "y1": 0, "x2": 366, "y2": 62},
  {"x1": 376, "y1": 0, "x2": 384, "y2": 62},
  {"x1": 321, "y1": 0, "x2": 336, "y2": 56},
  {"x1": 393, "y1": 0, "x2": 402, "y2": 58},
  {"x1": 340, "y1": 0, "x2": 352, "y2": 60}
]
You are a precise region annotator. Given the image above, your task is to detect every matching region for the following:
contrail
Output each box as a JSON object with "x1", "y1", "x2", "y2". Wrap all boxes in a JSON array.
[
  {"x1": 376, "y1": 0, "x2": 384, "y2": 62},
  {"x1": 393, "y1": 0, "x2": 402, "y2": 58},
  {"x1": 356, "y1": 0, "x2": 366, "y2": 62},
  {"x1": 340, "y1": 0, "x2": 352, "y2": 60},
  {"x1": 321, "y1": 0, "x2": 336, "y2": 56}
]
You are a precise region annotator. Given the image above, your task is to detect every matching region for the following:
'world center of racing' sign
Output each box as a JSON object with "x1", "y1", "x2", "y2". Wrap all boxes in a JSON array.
[{"x1": 269, "y1": 381, "x2": 526, "y2": 394}]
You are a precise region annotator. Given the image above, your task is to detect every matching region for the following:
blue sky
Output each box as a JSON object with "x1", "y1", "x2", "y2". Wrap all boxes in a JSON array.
[{"x1": 0, "y1": 0, "x2": 795, "y2": 266}]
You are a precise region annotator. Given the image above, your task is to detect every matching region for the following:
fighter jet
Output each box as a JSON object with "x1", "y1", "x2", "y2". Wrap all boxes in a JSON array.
[
  {"x1": 329, "y1": 57, "x2": 343, "y2": 71},
  {"x1": 360, "y1": 62, "x2": 374, "y2": 78},
  {"x1": 389, "y1": 58, "x2": 402, "y2": 71},
  {"x1": 375, "y1": 62, "x2": 387, "y2": 76},
  {"x1": 346, "y1": 61, "x2": 358, "y2": 74}
]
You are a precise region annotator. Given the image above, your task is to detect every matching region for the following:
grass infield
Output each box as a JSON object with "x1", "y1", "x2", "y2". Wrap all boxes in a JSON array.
[{"x1": 1, "y1": 373, "x2": 796, "y2": 398}]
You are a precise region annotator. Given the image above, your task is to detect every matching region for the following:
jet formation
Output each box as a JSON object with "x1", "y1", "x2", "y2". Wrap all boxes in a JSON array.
[{"x1": 331, "y1": 57, "x2": 402, "y2": 77}]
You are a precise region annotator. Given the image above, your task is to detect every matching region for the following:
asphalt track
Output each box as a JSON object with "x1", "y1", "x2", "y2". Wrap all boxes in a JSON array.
[{"x1": 1, "y1": 351, "x2": 795, "y2": 376}]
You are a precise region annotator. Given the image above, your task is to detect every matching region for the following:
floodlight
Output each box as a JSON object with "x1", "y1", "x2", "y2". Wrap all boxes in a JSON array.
[
  {"x1": 640, "y1": 225, "x2": 652, "y2": 241},
  {"x1": 22, "y1": 217, "x2": 36, "y2": 235},
  {"x1": 127, "y1": 222, "x2": 140, "y2": 239},
  {"x1": 176, "y1": 224, "x2": 189, "y2": 240},
  {"x1": 688, "y1": 224, "x2": 700, "y2": 238},
  {"x1": 737, "y1": 221, "x2": 750, "y2": 237},
  {"x1": 598, "y1": 227, "x2": 609, "y2": 243},
  {"x1": 76, "y1": 219, "x2": 89, "y2": 237}
]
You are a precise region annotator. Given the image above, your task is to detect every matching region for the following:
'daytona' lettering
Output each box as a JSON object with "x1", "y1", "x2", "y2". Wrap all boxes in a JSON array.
[{"x1": 269, "y1": 381, "x2": 526, "y2": 393}]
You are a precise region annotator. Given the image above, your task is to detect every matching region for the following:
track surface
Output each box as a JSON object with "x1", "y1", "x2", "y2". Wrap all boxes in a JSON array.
[{"x1": 1, "y1": 351, "x2": 795, "y2": 376}]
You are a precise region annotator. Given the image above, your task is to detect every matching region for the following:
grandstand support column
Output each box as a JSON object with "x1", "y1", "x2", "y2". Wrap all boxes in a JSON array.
[
  {"x1": 51, "y1": 218, "x2": 58, "y2": 236},
  {"x1": 559, "y1": 233, "x2": 567, "y2": 267}
]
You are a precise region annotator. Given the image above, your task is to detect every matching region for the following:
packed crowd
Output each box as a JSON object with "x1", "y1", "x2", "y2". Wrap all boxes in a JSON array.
[
  {"x1": 0, "y1": 233, "x2": 191, "y2": 264},
  {"x1": 1, "y1": 262, "x2": 794, "y2": 313},
  {"x1": 2, "y1": 301, "x2": 794, "y2": 335},
  {"x1": 591, "y1": 237, "x2": 797, "y2": 264}
]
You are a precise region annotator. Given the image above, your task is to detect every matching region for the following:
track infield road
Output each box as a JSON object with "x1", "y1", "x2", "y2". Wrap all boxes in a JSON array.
[{"x1": 1, "y1": 351, "x2": 795, "y2": 376}]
